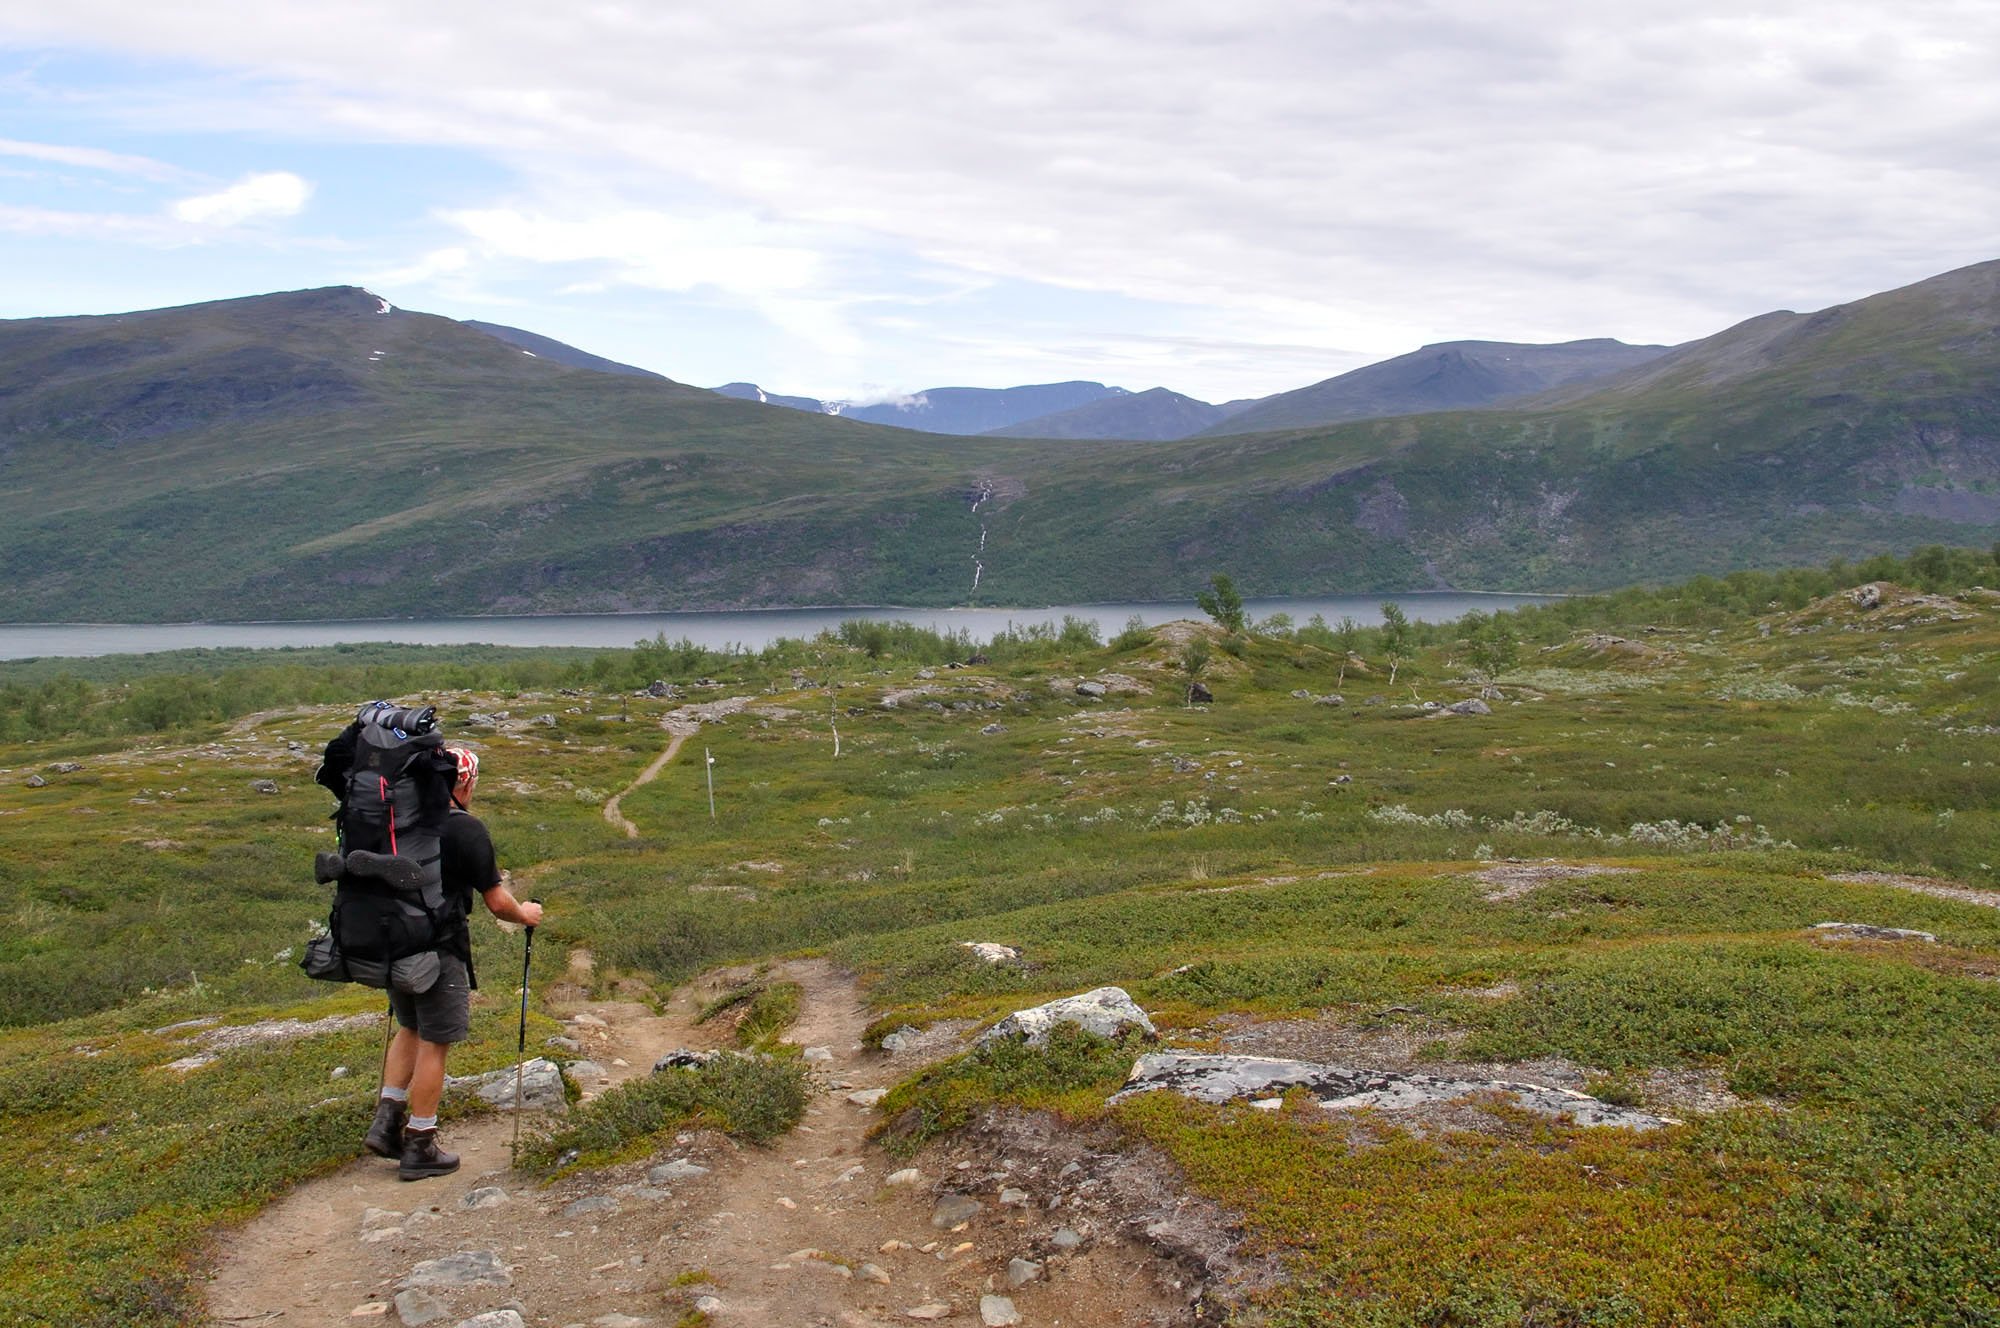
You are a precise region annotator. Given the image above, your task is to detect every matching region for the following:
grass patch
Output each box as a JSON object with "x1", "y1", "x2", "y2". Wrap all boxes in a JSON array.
[
  {"x1": 517, "y1": 1054, "x2": 811, "y2": 1169},
  {"x1": 873, "y1": 1023, "x2": 1146, "y2": 1156}
]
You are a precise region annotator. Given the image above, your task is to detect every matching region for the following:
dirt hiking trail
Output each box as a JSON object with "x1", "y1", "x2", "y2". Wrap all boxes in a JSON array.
[
  {"x1": 204, "y1": 959, "x2": 1192, "y2": 1327},
  {"x1": 601, "y1": 727, "x2": 692, "y2": 840}
]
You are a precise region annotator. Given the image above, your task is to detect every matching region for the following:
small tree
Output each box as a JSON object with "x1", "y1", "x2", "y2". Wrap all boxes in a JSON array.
[
  {"x1": 1467, "y1": 617, "x2": 1519, "y2": 681},
  {"x1": 1379, "y1": 602, "x2": 1412, "y2": 685},
  {"x1": 1196, "y1": 574, "x2": 1246, "y2": 634},
  {"x1": 1333, "y1": 615, "x2": 1359, "y2": 687},
  {"x1": 1179, "y1": 639, "x2": 1212, "y2": 706}
]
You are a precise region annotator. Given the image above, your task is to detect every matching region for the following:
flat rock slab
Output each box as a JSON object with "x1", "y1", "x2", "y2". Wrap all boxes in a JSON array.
[
  {"x1": 1114, "y1": 1053, "x2": 1673, "y2": 1130},
  {"x1": 1813, "y1": 921, "x2": 1938, "y2": 942},
  {"x1": 978, "y1": 985, "x2": 1156, "y2": 1046},
  {"x1": 403, "y1": 1249, "x2": 512, "y2": 1290},
  {"x1": 454, "y1": 1313, "x2": 525, "y2": 1328}
]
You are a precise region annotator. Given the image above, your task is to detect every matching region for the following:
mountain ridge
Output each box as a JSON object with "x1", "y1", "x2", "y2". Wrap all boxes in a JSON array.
[{"x1": 3, "y1": 263, "x2": 1998, "y2": 622}]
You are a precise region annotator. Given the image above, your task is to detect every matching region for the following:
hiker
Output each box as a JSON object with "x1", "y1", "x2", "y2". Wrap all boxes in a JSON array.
[{"x1": 362, "y1": 746, "x2": 543, "y2": 1180}]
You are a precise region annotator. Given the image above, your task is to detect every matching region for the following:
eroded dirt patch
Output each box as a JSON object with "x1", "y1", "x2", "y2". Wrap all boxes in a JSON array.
[{"x1": 1471, "y1": 861, "x2": 1639, "y2": 902}]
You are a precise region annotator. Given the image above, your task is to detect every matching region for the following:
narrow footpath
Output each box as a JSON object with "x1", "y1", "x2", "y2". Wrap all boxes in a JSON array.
[{"x1": 204, "y1": 960, "x2": 1186, "y2": 1326}]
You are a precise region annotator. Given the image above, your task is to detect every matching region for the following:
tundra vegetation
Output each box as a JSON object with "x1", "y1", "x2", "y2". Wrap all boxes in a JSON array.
[{"x1": 4, "y1": 544, "x2": 2000, "y2": 1325}]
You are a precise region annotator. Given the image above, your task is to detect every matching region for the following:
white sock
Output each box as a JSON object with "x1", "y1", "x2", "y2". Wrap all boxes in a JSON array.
[
  {"x1": 408, "y1": 1114, "x2": 438, "y2": 1132},
  {"x1": 380, "y1": 1085, "x2": 410, "y2": 1103}
]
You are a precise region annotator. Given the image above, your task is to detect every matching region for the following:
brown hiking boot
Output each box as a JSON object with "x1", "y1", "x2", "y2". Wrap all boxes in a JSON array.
[
  {"x1": 399, "y1": 1126, "x2": 459, "y2": 1181},
  {"x1": 363, "y1": 1096, "x2": 406, "y2": 1158}
]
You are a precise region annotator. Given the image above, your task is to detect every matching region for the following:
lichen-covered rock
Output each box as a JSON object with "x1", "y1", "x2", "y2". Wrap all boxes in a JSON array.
[
  {"x1": 960, "y1": 941, "x2": 1021, "y2": 964},
  {"x1": 977, "y1": 986, "x2": 1156, "y2": 1047},
  {"x1": 1814, "y1": 921, "x2": 1937, "y2": 942},
  {"x1": 1114, "y1": 1053, "x2": 1673, "y2": 1130}
]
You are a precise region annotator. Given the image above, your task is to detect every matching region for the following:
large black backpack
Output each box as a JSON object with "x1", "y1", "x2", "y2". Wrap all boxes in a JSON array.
[{"x1": 315, "y1": 702, "x2": 461, "y2": 964}]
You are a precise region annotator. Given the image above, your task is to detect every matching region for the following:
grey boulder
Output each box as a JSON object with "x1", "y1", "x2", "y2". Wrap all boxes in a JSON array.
[
  {"x1": 978, "y1": 986, "x2": 1156, "y2": 1047},
  {"x1": 447, "y1": 1058, "x2": 565, "y2": 1110}
]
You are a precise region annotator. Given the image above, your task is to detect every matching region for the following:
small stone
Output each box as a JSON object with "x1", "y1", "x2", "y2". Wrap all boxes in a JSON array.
[
  {"x1": 546, "y1": 1036, "x2": 582, "y2": 1051},
  {"x1": 786, "y1": 1247, "x2": 829, "y2": 1261},
  {"x1": 776, "y1": 1196, "x2": 797, "y2": 1209},
  {"x1": 886, "y1": 1168, "x2": 922, "y2": 1186},
  {"x1": 359, "y1": 1227, "x2": 404, "y2": 1244},
  {"x1": 627, "y1": 1187, "x2": 672, "y2": 1203},
  {"x1": 567, "y1": 1060, "x2": 609, "y2": 1081},
  {"x1": 998, "y1": 1187, "x2": 1029, "y2": 1207},
  {"x1": 802, "y1": 1046, "x2": 835, "y2": 1063},
  {"x1": 402, "y1": 1249, "x2": 512, "y2": 1290},
  {"x1": 570, "y1": 1013, "x2": 608, "y2": 1028},
  {"x1": 454, "y1": 1314, "x2": 525, "y2": 1328},
  {"x1": 931, "y1": 1193, "x2": 982, "y2": 1228},
  {"x1": 360, "y1": 1207, "x2": 405, "y2": 1231},
  {"x1": 647, "y1": 1159, "x2": 709, "y2": 1183},
  {"x1": 461, "y1": 1186, "x2": 510, "y2": 1210},
  {"x1": 611, "y1": 1057, "x2": 629, "y2": 1067},
  {"x1": 859, "y1": 1262, "x2": 892, "y2": 1284},
  {"x1": 331, "y1": 1065, "x2": 351, "y2": 1079},
  {"x1": 561, "y1": 1194, "x2": 619, "y2": 1217},
  {"x1": 949, "y1": 1242, "x2": 974, "y2": 1256},
  {"x1": 350, "y1": 1304, "x2": 390, "y2": 1318},
  {"x1": 694, "y1": 1297, "x2": 722, "y2": 1314},
  {"x1": 980, "y1": 1295, "x2": 1022, "y2": 1326},
  {"x1": 905, "y1": 1306, "x2": 951, "y2": 1321},
  {"x1": 880, "y1": 1239, "x2": 913, "y2": 1252},
  {"x1": 848, "y1": 1088, "x2": 889, "y2": 1107},
  {"x1": 1050, "y1": 1227, "x2": 1083, "y2": 1250},
  {"x1": 24, "y1": 774, "x2": 46, "y2": 788},
  {"x1": 1005, "y1": 1258, "x2": 1042, "y2": 1289},
  {"x1": 393, "y1": 1287, "x2": 448, "y2": 1325}
]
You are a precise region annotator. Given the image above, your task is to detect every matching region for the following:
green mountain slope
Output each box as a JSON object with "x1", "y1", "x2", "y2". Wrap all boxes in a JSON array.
[{"x1": 4, "y1": 264, "x2": 2000, "y2": 623}]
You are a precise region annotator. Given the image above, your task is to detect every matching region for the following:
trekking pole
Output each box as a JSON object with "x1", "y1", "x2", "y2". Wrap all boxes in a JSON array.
[{"x1": 509, "y1": 906, "x2": 539, "y2": 1169}]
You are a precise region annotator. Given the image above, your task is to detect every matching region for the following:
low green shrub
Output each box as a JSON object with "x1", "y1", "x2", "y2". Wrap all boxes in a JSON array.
[
  {"x1": 519, "y1": 1054, "x2": 810, "y2": 1168},
  {"x1": 873, "y1": 1023, "x2": 1143, "y2": 1155}
]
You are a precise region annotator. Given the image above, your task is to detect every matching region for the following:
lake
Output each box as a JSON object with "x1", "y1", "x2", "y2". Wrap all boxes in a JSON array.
[{"x1": 0, "y1": 593, "x2": 1559, "y2": 660}]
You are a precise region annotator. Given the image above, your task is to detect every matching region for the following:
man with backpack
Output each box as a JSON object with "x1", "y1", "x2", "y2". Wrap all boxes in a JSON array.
[
  {"x1": 310, "y1": 703, "x2": 542, "y2": 1180},
  {"x1": 363, "y1": 745, "x2": 542, "y2": 1179}
]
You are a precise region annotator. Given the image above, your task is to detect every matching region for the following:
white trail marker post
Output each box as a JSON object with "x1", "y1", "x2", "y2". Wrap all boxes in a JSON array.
[{"x1": 705, "y1": 748, "x2": 716, "y2": 820}]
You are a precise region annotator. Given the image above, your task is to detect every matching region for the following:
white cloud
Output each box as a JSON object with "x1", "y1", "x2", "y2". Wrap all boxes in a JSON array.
[
  {"x1": 5, "y1": 2, "x2": 2000, "y2": 396},
  {"x1": 361, "y1": 245, "x2": 471, "y2": 288},
  {"x1": 0, "y1": 137, "x2": 185, "y2": 181},
  {"x1": 170, "y1": 171, "x2": 312, "y2": 226}
]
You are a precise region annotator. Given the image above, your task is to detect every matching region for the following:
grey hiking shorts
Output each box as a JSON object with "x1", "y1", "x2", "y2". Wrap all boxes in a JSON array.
[{"x1": 388, "y1": 953, "x2": 471, "y2": 1044}]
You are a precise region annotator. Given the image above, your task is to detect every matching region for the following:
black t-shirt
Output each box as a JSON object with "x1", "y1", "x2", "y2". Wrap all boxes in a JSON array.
[
  {"x1": 439, "y1": 809, "x2": 500, "y2": 981},
  {"x1": 440, "y1": 808, "x2": 501, "y2": 903}
]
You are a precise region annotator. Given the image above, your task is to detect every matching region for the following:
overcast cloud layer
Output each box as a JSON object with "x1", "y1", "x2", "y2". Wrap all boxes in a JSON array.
[{"x1": 1, "y1": 2, "x2": 1997, "y2": 400}]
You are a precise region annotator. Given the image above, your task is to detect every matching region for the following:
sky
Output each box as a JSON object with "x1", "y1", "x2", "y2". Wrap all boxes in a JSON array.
[{"x1": 0, "y1": 2, "x2": 1997, "y2": 405}]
